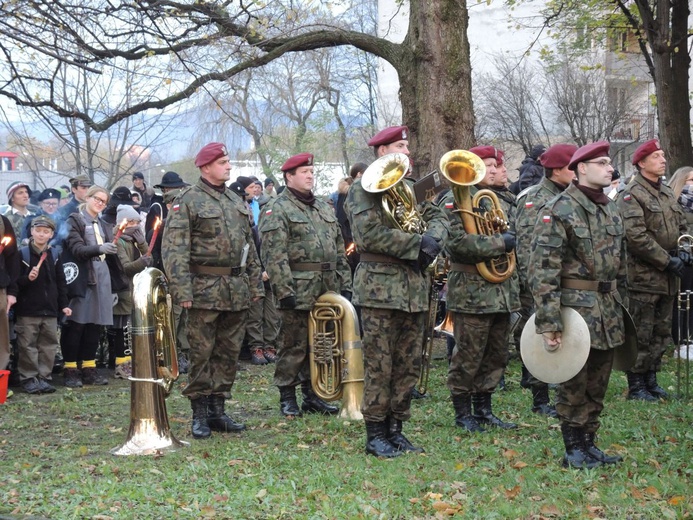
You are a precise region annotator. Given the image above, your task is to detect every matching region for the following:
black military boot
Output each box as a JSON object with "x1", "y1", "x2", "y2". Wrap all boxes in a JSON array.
[
  {"x1": 472, "y1": 392, "x2": 517, "y2": 429},
  {"x1": 387, "y1": 417, "x2": 424, "y2": 453},
  {"x1": 561, "y1": 423, "x2": 601, "y2": 469},
  {"x1": 451, "y1": 394, "x2": 485, "y2": 432},
  {"x1": 644, "y1": 370, "x2": 668, "y2": 399},
  {"x1": 365, "y1": 421, "x2": 401, "y2": 458},
  {"x1": 626, "y1": 372, "x2": 657, "y2": 402},
  {"x1": 190, "y1": 397, "x2": 211, "y2": 439},
  {"x1": 207, "y1": 394, "x2": 246, "y2": 432},
  {"x1": 278, "y1": 386, "x2": 303, "y2": 417},
  {"x1": 583, "y1": 431, "x2": 622, "y2": 464},
  {"x1": 520, "y1": 365, "x2": 532, "y2": 389},
  {"x1": 301, "y1": 382, "x2": 339, "y2": 415},
  {"x1": 531, "y1": 384, "x2": 558, "y2": 417}
]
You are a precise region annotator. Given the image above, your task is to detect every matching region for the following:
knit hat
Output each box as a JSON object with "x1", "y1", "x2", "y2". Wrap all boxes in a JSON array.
[
  {"x1": 264, "y1": 178, "x2": 274, "y2": 187},
  {"x1": 116, "y1": 204, "x2": 141, "y2": 223}
]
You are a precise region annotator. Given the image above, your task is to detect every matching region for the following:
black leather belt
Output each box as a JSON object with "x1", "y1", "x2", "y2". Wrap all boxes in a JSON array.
[
  {"x1": 290, "y1": 262, "x2": 336, "y2": 272},
  {"x1": 190, "y1": 264, "x2": 243, "y2": 276},
  {"x1": 561, "y1": 278, "x2": 616, "y2": 293}
]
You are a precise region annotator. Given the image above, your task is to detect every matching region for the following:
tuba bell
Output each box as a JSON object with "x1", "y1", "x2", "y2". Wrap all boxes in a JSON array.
[
  {"x1": 308, "y1": 292, "x2": 364, "y2": 420},
  {"x1": 112, "y1": 267, "x2": 188, "y2": 456},
  {"x1": 361, "y1": 153, "x2": 426, "y2": 234},
  {"x1": 439, "y1": 149, "x2": 516, "y2": 283}
]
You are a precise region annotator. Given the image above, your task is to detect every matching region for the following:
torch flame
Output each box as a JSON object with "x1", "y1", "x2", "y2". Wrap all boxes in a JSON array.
[
  {"x1": 153, "y1": 217, "x2": 161, "y2": 231},
  {"x1": 0, "y1": 236, "x2": 11, "y2": 246}
]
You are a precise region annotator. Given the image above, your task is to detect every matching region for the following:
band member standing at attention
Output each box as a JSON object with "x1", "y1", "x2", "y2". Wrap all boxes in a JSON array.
[
  {"x1": 163, "y1": 142, "x2": 264, "y2": 439},
  {"x1": 258, "y1": 153, "x2": 352, "y2": 418},
  {"x1": 529, "y1": 141, "x2": 626, "y2": 469},
  {"x1": 345, "y1": 126, "x2": 448, "y2": 457},
  {"x1": 443, "y1": 145, "x2": 519, "y2": 433},
  {"x1": 514, "y1": 144, "x2": 577, "y2": 416},
  {"x1": 616, "y1": 139, "x2": 688, "y2": 401}
]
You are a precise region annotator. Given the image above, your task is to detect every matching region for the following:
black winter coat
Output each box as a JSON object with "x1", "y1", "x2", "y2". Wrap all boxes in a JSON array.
[{"x1": 15, "y1": 245, "x2": 69, "y2": 317}]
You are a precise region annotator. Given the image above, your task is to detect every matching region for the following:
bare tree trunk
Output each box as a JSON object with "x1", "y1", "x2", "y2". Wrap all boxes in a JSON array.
[{"x1": 397, "y1": 0, "x2": 476, "y2": 177}]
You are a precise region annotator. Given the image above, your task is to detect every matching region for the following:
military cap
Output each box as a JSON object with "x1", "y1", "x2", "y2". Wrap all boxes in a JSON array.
[
  {"x1": 631, "y1": 139, "x2": 662, "y2": 165},
  {"x1": 37, "y1": 188, "x2": 62, "y2": 202},
  {"x1": 539, "y1": 144, "x2": 578, "y2": 169},
  {"x1": 264, "y1": 178, "x2": 274, "y2": 187},
  {"x1": 367, "y1": 126, "x2": 409, "y2": 147},
  {"x1": 6, "y1": 181, "x2": 32, "y2": 202},
  {"x1": 31, "y1": 215, "x2": 56, "y2": 231},
  {"x1": 194, "y1": 142, "x2": 228, "y2": 168},
  {"x1": 568, "y1": 141, "x2": 610, "y2": 171},
  {"x1": 132, "y1": 171, "x2": 145, "y2": 180},
  {"x1": 469, "y1": 146, "x2": 499, "y2": 161},
  {"x1": 228, "y1": 181, "x2": 247, "y2": 199},
  {"x1": 154, "y1": 171, "x2": 188, "y2": 189},
  {"x1": 69, "y1": 174, "x2": 93, "y2": 188},
  {"x1": 281, "y1": 153, "x2": 314, "y2": 172}
]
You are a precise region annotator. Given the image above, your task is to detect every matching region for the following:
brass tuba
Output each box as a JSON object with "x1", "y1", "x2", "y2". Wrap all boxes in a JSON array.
[
  {"x1": 361, "y1": 153, "x2": 426, "y2": 234},
  {"x1": 112, "y1": 267, "x2": 188, "y2": 456},
  {"x1": 439, "y1": 149, "x2": 516, "y2": 283},
  {"x1": 308, "y1": 292, "x2": 364, "y2": 420}
]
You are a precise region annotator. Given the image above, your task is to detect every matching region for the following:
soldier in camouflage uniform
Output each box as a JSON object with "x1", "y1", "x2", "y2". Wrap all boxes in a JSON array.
[
  {"x1": 444, "y1": 145, "x2": 519, "y2": 434},
  {"x1": 345, "y1": 125, "x2": 448, "y2": 457},
  {"x1": 529, "y1": 141, "x2": 626, "y2": 469},
  {"x1": 616, "y1": 139, "x2": 688, "y2": 401},
  {"x1": 258, "y1": 152, "x2": 351, "y2": 418},
  {"x1": 162, "y1": 142, "x2": 264, "y2": 439},
  {"x1": 514, "y1": 144, "x2": 577, "y2": 416}
]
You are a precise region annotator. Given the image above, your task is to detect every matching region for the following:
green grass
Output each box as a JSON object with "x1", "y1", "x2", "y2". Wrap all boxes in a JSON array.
[{"x1": 2, "y1": 345, "x2": 692, "y2": 519}]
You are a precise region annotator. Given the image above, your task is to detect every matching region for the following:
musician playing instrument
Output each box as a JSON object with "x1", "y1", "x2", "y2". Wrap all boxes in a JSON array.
[
  {"x1": 616, "y1": 139, "x2": 689, "y2": 401},
  {"x1": 345, "y1": 126, "x2": 448, "y2": 457},
  {"x1": 514, "y1": 144, "x2": 577, "y2": 416},
  {"x1": 258, "y1": 153, "x2": 352, "y2": 418},
  {"x1": 163, "y1": 142, "x2": 264, "y2": 439},
  {"x1": 529, "y1": 141, "x2": 626, "y2": 469},
  {"x1": 442, "y1": 145, "x2": 519, "y2": 433}
]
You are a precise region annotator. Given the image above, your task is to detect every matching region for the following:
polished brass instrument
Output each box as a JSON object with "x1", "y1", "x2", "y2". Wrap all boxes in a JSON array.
[
  {"x1": 308, "y1": 292, "x2": 364, "y2": 420},
  {"x1": 361, "y1": 153, "x2": 426, "y2": 234},
  {"x1": 439, "y1": 149, "x2": 516, "y2": 283},
  {"x1": 112, "y1": 267, "x2": 188, "y2": 455}
]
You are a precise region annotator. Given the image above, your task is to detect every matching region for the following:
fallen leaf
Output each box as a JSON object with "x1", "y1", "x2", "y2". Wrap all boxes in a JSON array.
[
  {"x1": 256, "y1": 489, "x2": 267, "y2": 500},
  {"x1": 668, "y1": 495, "x2": 685, "y2": 506},
  {"x1": 512, "y1": 461, "x2": 528, "y2": 469},
  {"x1": 409, "y1": 498, "x2": 419, "y2": 504},
  {"x1": 503, "y1": 449, "x2": 519, "y2": 459},
  {"x1": 540, "y1": 504, "x2": 561, "y2": 517},
  {"x1": 227, "y1": 459, "x2": 244, "y2": 466},
  {"x1": 432, "y1": 501, "x2": 450, "y2": 511},
  {"x1": 504, "y1": 485, "x2": 520, "y2": 499},
  {"x1": 643, "y1": 486, "x2": 660, "y2": 498}
]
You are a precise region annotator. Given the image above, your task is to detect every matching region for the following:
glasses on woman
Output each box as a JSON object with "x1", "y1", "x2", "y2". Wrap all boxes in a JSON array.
[{"x1": 91, "y1": 196, "x2": 108, "y2": 206}]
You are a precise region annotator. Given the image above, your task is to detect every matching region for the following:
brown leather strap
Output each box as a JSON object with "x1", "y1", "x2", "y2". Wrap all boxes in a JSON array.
[
  {"x1": 359, "y1": 253, "x2": 406, "y2": 265},
  {"x1": 289, "y1": 262, "x2": 336, "y2": 272},
  {"x1": 450, "y1": 262, "x2": 479, "y2": 274},
  {"x1": 190, "y1": 264, "x2": 242, "y2": 276},
  {"x1": 561, "y1": 278, "x2": 616, "y2": 293}
]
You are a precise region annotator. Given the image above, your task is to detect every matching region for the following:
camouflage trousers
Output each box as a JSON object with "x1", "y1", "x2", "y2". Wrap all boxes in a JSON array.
[
  {"x1": 448, "y1": 311, "x2": 509, "y2": 395},
  {"x1": 360, "y1": 308, "x2": 424, "y2": 423},
  {"x1": 245, "y1": 289, "x2": 281, "y2": 350},
  {"x1": 557, "y1": 348, "x2": 614, "y2": 433},
  {"x1": 274, "y1": 309, "x2": 310, "y2": 388},
  {"x1": 514, "y1": 285, "x2": 542, "y2": 387},
  {"x1": 183, "y1": 308, "x2": 247, "y2": 399},
  {"x1": 628, "y1": 291, "x2": 675, "y2": 373},
  {"x1": 172, "y1": 304, "x2": 191, "y2": 353}
]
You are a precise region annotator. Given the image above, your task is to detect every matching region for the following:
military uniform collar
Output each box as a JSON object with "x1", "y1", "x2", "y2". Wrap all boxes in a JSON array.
[
  {"x1": 196, "y1": 178, "x2": 231, "y2": 200},
  {"x1": 565, "y1": 182, "x2": 598, "y2": 215},
  {"x1": 633, "y1": 172, "x2": 665, "y2": 197}
]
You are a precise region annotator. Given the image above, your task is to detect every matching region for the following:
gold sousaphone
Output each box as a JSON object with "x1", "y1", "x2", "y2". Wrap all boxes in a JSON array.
[
  {"x1": 112, "y1": 267, "x2": 188, "y2": 456},
  {"x1": 439, "y1": 149, "x2": 516, "y2": 283},
  {"x1": 308, "y1": 292, "x2": 364, "y2": 420}
]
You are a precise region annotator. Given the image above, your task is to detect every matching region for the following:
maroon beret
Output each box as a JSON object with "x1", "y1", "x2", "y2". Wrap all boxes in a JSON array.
[
  {"x1": 469, "y1": 146, "x2": 499, "y2": 161},
  {"x1": 496, "y1": 150, "x2": 505, "y2": 166},
  {"x1": 367, "y1": 126, "x2": 409, "y2": 147},
  {"x1": 568, "y1": 141, "x2": 610, "y2": 171},
  {"x1": 540, "y1": 144, "x2": 578, "y2": 169},
  {"x1": 281, "y1": 153, "x2": 314, "y2": 172},
  {"x1": 631, "y1": 139, "x2": 662, "y2": 165},
  {"x1": 194, "y1": 142, "x2": 228, "y2": 168}
]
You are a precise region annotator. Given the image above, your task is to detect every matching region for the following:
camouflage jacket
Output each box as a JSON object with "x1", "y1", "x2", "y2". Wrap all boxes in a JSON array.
[
  {"x1": 3, "y1": 209, "x2": 33, "y2": 241},
  {"x1": 344, "y1": 178, "x2": 448, "y2": 313},
  {"x1": 258, "y1": 188, "x2": 351, "y2": 310},
  {"x1": 162, "y1": 179, "x2": 264, "y2": 310},
  {"x1": 440, "y1": 188, "x2": 520, "y2": 314},
  {"x1": 616, "y1": 173, "x2": 688, "y2": 295},
  {"x1": 515, "y1": 178, "x2": 564, "y2": 288},
  {"x1": 529, "y1": 183, "x2": 627, "y2": 350}
]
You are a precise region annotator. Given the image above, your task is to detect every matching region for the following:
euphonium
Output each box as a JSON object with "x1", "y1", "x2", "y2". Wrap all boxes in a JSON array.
[
  {"x1": 439, "y1": 149, "x2": 516, "y2": 283},
  {"x1": 112, "y1": 267, "x2": 188, "y2": 456},
  {"x1": 308, "y1": 292, "x2": 364, "y2": 420},
  {"x1": 361, "y1": 153, "x2": 426, "y2": 234}
]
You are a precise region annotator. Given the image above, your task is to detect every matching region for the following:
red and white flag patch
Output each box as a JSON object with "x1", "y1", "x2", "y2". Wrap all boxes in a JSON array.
[
  {"x1": 172, "y1": 204, "x2": 180, "y2": 212},
  {"x1": 265, "y1": 209, "x2": 273, "y2": 216},
  {"x1": 525, "y1": 201, "x2": 534, "y2": 208},
  {"x1": 542, "y1": 215, "x2": 551, "y2": 223},
  {"x1": 623, "y1": 194, "x2": 631, "y2": 201},
  {"x1": 445, "y1": 202, "x2": 454, "y2": 209}
]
